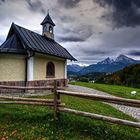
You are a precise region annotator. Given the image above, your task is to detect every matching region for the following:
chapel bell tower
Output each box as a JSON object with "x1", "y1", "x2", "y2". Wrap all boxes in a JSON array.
[{"x1": 41, "y1": 12, "x2": 55, "y2": 40}]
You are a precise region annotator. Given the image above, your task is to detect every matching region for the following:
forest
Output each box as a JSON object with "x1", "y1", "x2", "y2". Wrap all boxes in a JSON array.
[{"x1": 96, "y1": 64, "x2": 140, "y2": 88}]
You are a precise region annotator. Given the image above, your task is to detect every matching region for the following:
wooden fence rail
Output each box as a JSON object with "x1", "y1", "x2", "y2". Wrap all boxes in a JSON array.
[
  {"x1": 57, "y1": 90, "x2": 140, "y2": 108},
  {"x1": 0, "y1": 96, "x2": 60, "y2": 103},
  {"x1": 0, "y1": 85, "x2": 64, "y2": 90},
  {"x1": 57, "y1": 90, "x2": 140, "y2": 128},
  {"x1": 59, "y1": 107, "x2": 140, "y2": 128},
  {"x1": 0, "y1": 83, "x2": 65, "y2": 108},
  {"x1": 0, "y1": 81, "x2": 140, "y2": 128},
  {"x1": 0, "y1": 97, "x2": 64, "y2": 107},
  {"x1": 0, "y1": 101, "x2": 64, "y2": 107}
]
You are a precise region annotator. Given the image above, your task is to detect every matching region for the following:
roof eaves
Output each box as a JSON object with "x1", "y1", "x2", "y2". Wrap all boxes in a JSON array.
[
  {"x1": 34, "y1": 49, "x2": 76, "y2": 61},
  {"x1": 0, "y1": 51, "x2": 26, "y2": 55},
  {"x1": 53, "y1": 41, "x2": 77, "y2": 61}
]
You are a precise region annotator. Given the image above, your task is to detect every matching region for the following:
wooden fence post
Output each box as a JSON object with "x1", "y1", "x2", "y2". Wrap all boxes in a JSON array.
[{"x1": 54, "y1": 80, "x2": 60, "y2": 120}]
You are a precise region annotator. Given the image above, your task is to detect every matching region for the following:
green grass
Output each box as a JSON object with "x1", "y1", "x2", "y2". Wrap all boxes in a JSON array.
[
  {"x1": 70, "y1": 82, "x2": 140, "y2": 100},
  {"x1": 0, "y1": 94, "x2": 140, "y2": 139}
]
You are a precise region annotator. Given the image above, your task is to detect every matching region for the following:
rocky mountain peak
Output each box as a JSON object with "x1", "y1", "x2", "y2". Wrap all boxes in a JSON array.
[
  {"x1": 115, "y1": 54, "x2": 135, "y2": 63},
  {"x1": 98, "y1": 57, "x2": 114, "y2": 64}
]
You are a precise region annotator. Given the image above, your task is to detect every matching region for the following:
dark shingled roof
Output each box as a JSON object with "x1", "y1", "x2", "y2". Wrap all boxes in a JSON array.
[
  {"x1": 0, "y1": 23, "x2": 76, "y2": 61},
  {"x1": 41, "y1": 13, "x2": 55, "y2": 26},
  {"x1": 0, "y1": 34, "x2": 26, "y2": 54}
]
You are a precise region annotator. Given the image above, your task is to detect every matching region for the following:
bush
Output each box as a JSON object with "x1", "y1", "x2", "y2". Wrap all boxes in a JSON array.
[{"x1": 79, "y1": 77, "x2": 89, "y2": 82}]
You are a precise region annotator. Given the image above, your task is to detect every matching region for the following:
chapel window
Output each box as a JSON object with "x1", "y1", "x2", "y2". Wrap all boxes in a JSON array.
[
  {"x1": 46, "y1": 62, "x2": 55, "y2": 77},
  {"x1": 49, "y1": 26, "x2": 53, "y2": 33}
]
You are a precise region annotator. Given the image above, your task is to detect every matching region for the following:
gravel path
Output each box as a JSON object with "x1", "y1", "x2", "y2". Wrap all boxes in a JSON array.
[{"x1": 67, "y1": 84, "x2": 140, "y2": 121}]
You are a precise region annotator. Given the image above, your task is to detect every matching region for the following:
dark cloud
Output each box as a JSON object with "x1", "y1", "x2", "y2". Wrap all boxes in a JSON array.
[
  {"x1": 56, "y1": 24, "x2": 93, "y2": 42},
  {"x1": 26, "y1": 0, "x2": 46, "y2": 14},
  {"x1": 0, "y1": 0, "x2": 5, "y2": 5},
  {"x1": 72, "y1": 54, "x2": 109, "y2": 64},
  {"x1": 128, "y1": 50, "x2": 140, "y2": 56},
  {"x1": 0, "y1": 0, "x2": 46, "y2": 15},
  {"x1": 57, "y1": 0, "x2": 81, "y2": 9},
  {"x1": 57, "y1": 35, "x2": 85, "y2": 42},
  {"x1": 59, "y1": 15, "x2": 75, "y2": 23},
  {"x1": 82, "y1": 49, "x2": 115, "y2": 56},
  {"x1": 94, "y1": 0, "x2": 140, "y2": 28},
  {"x1": 0, "y1": 0, "x2": 5, "y2": 2},
  {"x1": 0, "y1": 0, "x2": 140, "y2": 64}
]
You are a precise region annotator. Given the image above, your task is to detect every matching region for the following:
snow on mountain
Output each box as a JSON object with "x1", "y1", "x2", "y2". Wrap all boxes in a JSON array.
[
  {"x1": 67, "y1": 64, "x2": 84, "y2": 72},
  {"x1": 78, "y1": 55, "x2": 140, "y2": 75},
  {"x1": 67, "y1": 55, "x2": 140, "y2": 75},
  {"x1": 115, "y1": 54, "x2": 136, "y2": 64},
  {"x1": 97, "y1": 57, "x2": 114, "y2": 64}
]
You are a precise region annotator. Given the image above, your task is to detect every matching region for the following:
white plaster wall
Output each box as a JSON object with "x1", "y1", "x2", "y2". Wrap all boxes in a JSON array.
[{"x1": 27, "y1": 57, "x2": 33, "y2": 81}]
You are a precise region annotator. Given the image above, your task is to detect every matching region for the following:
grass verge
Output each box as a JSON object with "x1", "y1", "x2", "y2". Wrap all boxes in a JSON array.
[{"x1": 0, "y1": 94, "x2": 140, "y2": 139}]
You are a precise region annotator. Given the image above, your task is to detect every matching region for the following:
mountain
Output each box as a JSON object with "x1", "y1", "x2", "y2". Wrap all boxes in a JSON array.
[
  {"x1": 67, "y1": 64, "x2": 84, "y2": 73},
  {"x1": 97, "y1": 57, "x2": 114, "y2": 64},
  {"x1": 115, "y1": 55, "x2": 137, "y2": 64},
  {"x1": 79, "y1": 55, "x2": 140, "y2": 75},
  {"x1": 79, "y1": 63, "x2": 120, "y2": 74}
]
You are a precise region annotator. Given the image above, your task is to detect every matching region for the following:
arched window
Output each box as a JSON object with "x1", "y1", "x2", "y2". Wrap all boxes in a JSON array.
[
  {"x1": 49, "y1": 26, "x2": 53, "y2": 33},
  {"x1": 46, "y1": 62, "x2": 55, "y2": 77}
]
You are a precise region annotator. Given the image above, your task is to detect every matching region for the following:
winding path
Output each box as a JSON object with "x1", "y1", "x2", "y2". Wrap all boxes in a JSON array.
[{"x1": 67, "y1": 84, "x2": 140, "y2": 121}]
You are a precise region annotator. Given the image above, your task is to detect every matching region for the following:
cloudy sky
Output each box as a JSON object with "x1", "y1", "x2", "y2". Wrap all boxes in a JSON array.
[{"x1": 0, "y1": 0, "x2": 140, "y2": 65}]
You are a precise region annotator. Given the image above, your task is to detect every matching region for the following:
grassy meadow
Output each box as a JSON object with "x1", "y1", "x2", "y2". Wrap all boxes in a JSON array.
[
  {"x1": 70, "y1": 82, "x2": 140, "y2": 100},
  {"x1": 0, "y1": 94, "x2": 140, "y2": 139}
]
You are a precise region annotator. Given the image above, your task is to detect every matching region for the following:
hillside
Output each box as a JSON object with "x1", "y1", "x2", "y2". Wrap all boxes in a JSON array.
[{"x1": 96, "y1": 64, "x2": 140, "y2": 88}]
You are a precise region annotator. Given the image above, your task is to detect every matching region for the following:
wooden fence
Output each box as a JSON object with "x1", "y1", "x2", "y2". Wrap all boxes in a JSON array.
[
  {"x1": 57, "y1": 90, "x2": 140, "y2": 128},
  {"x1": 0, "y1": 83, "x2": 65, "y2": 107},
  {"x1": 0, "y1": 80, "x2": 140, "y2": 128}
]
